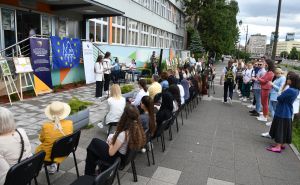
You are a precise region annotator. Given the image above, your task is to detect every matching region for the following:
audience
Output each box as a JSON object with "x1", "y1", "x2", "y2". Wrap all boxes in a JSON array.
[
  {"x1": 84, "y1": 105, "x2": 146, "y2": 175},
  {"x1": 160, "y1": 72, "x2": 169, "y2": 90},
  {"x1": 140, "y1": 96, "x2": 156, "y2": 136},
  {"x1": 35, "y1": 101, "x2": 73, "y2": 173},
  {"x1": 148, "y1": 74, "x2": 162, "y2": 99},
  {"x1": 155, "y1": 91, "x2": 173, "y2": 134},
  {"x1": 168, "y1": 84, "x2": 181, "y2": 112},
  {"x1": 0, "y1": 107, "x2": 32, "y2": 184}
]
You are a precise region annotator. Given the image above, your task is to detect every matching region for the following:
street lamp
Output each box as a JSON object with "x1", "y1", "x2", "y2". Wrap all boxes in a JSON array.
[
  {"x1": 239, "y1": 20, "x2": 248, "y2": 52},
  {"x1": 272, "y1": 0, "x2": 282, "y2": 60}
]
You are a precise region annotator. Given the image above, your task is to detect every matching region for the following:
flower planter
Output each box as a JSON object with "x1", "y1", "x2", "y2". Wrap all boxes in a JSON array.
[{"x1": 67, "y1": 108, "x2": 90, "y2": 131}]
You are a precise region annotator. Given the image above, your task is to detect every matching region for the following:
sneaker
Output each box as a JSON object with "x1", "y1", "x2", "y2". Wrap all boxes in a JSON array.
[
  {"x1": 233, "y1": 89, "x2": 236, "y2": 93},
  {"x1": 97, "y1": 121, "x2": 104, "y2": 129},
  {"x1": 48, "y1": 163, "x2": 57, "y2": 174},
  {"x1": 259, "y1": 112, "x2": 263, "y2": 115},
  {"x1": 257, "y1": 116, "x2": 268, "y2": 122},
  {"x1": 249, "y1": 110, "x2": 257, "y2": 114},
  {"x1": 242, "y1": 97, "x2": 248, "y2": 102},
  {"x1": 239, "y1": 97, "x2": 244, "y2": 101},
  {"x1": 250, "y1": 112, "x2": 260, "y2": 116},
  {"x1": 266, "y1": 146, "x2": 281, "y2": 153},
  {"x1": 261, "y1": 132, "x2": 271, "y2": 138},
  {"x1": 238, "y1": 94, "x2": 242, "y2": 97},
  {"x1": 266, "y1": 122, "x2": 272, "y2": 127},
  {"x1": 228, "y1": 97, "x2": 232, "y2": 104},
  {"x1": 247, "y1": 104, "x2": 254, "y2": 109}
]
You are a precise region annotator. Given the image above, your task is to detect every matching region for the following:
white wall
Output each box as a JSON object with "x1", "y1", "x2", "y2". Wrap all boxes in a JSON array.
[{"x1": 95, "y1": 0, "x2": 185, "y2": 37}]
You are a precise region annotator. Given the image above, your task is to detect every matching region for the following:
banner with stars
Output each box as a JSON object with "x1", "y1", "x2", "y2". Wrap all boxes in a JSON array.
[{"x1": 50, "y1": 36, "x2": 81, "y2": 69}]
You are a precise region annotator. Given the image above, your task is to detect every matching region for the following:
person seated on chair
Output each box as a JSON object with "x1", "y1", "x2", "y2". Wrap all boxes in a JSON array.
[
  {"x1": 129, "y1": 59, "x2": 140, "y2": 82},
  {"x1": 35, "y1": 101, "x2": 73, "y2": 174},
  {"x1": 168, "y1": 85, "x2": 181, "y2": 113},
  {"x1": 140, "y1": 96, "x2": 156, "y2": 136},
  {"x1": 160, "y1": 72, "x2": 169, "y2": 91},
  {"x1": 148, "y1": 74, "x2": 162, "y2": 99},
  {"x1": 130, "y1": 79, "x2": 149, "y2": 107},
  {"x1": 155, "y1": 91, "x2": 173, "y2": 135},
  {"x1": 181, "y1": 78, "x2": 190, "y2": 103},
  {"x1": 102, "y1": 84, "x2": 126, "y2": 129},
  {"x1": 84, "y1": 105, "x2": 146, "y2": 176},
  {"x1": 0, "y1": 107, "x2": 32, "y2": 185}
]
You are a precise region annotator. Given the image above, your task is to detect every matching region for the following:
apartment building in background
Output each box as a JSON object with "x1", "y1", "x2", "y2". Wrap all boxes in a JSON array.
[{"x1": 246, "y1": 34, "x2": 267, "y2": 57}]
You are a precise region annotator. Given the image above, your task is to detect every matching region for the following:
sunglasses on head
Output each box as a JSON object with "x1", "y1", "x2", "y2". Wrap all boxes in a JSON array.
[{"x1": 258, "y1": 64, "x2": 262, "y2": 66}]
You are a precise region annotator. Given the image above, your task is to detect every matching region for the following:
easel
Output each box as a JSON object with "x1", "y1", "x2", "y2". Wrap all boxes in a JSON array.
[
  {"x1": 18, "y1": 72, "x2": 37, "y2": 100},
  {"x1": 0, "y1": 57, "x2": 20, "y2": 105}
]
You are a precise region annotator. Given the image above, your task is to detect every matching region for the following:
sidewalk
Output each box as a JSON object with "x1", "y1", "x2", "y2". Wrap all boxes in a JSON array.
[{"x1": 3, "y1": 63, "x2": 300, "y2": 185}]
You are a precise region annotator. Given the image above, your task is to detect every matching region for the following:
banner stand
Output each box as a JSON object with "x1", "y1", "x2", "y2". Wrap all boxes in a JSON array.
[{"x1": 19, "y1": 72, "x2": 37, "y2": 100}]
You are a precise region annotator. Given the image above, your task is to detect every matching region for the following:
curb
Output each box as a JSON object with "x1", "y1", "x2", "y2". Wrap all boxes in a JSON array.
[{"x1": 290, "y1": 143, "x2": 300, "y2": 161}]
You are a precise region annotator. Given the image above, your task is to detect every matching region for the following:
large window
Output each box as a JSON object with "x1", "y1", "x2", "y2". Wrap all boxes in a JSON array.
[
  {"x1": 154, "y1": 0, "x2": 160, "y2": 14},
  {"x1": 165, "y1": 32, "x2": 170, "y2": 48},
  {"x1": 112, "y1": 16, "x2": 126, "y2": 45},
  {"x1": 160, "y1": 0, "x2": 166, "y2": 18},
  {"x1": 150, "y1": 27, "x2": 158, "y2": 47},
  {"x1": 89, "y1": 18, "x2": 108, "y2": 43},
  {"x1": 140, "y1": 24, "x2": 149, "y2": 46},
  {"x1": 127, "y1": 19, "x2": 139, "y2": 46},
  {"x1": 166, "y1": 2, "x2": 172, "y2": 21},
  {"x1": 158, "y1": 29, "x2": 164, "y2": 48}
]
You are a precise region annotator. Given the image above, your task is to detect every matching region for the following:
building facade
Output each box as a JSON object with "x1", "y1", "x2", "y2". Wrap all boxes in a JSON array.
[
  {"x1": 276, "y1": 41, "x2": 300, "y2": 56},
  {"x1": 0, "y1": 0, "x2": 186, "y2": 95},
  {"x1": 246, "y1": 34, "x2": 267, "y2": 57},
  {"x1": 286, "y1": 32, "x2": 295, "y2": 41}
]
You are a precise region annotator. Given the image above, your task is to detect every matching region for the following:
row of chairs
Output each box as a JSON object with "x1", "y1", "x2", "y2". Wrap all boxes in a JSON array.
[{"x1": 4, "y1": 93, "x2": 201, "y2": 185}]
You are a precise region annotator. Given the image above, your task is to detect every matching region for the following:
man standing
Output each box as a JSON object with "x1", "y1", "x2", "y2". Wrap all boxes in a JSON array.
[
  {"x1": 220, "y1": 60, "x2": 236, "y2": 104},
  {"x1": 249, "y1": 60, "x2": 266, "y2": 116},
  {"x1": 150, "y1": 51, "x2": 156, "y2": 74}
]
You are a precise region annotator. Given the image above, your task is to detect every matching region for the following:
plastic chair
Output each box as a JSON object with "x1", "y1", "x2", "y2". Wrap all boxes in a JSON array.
[
  {"x1": 152, "y1": 117, "x2": 172, "y2": 152},
  {"x1": 145, "y1": 130, "x2": 155, "y2": 166},
  {"x1": 44, "y1": 130, "x2": 81, "y2": 185},
  {"x1": 107, "y1": 122, "x2": 118, "y2": 137},
  {"x1": 69, "y1": 158, "x2": 120, "y2": 185},
  {"x1": 4, "y1": 151, "x2": 46, "y2": 185}
]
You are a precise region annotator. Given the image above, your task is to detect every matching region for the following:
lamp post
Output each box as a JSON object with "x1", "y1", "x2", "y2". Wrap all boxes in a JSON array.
[
  {"x1": 239, "y1": 20, "x2": 248, "y2": 52},
  {"x1": 272, "y1": 0, "x2": 282, "y2": 60}
]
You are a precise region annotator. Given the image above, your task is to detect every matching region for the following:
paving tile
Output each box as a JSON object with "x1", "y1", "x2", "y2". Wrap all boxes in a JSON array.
[
  {"x1": 207, "y1": 178, "x2": 234, "y2": 185},
  {"x1": 209, "y1": 166, "x2": 235, "y2": 183},
  {"x1": 152, "y1": 166, "x2": 181, "y2": 184},
  {"x1": 119, "y1": 172, "x2": 150, "y2": 185},
  {"x1": 52, "y1": 172, "x2": 77, "y2": 185},
  {"x1": 147, "y1": 179, "x2": 174, "y2": 185}
]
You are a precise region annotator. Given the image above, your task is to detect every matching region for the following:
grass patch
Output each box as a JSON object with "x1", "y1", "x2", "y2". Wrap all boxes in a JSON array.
[
  {"x1": 121, "y1": 84, "x2": 134, "y2": 94},
  {"x1": 83, "y1": 124, "x2": 94, "y2": 129},
  {"x1": 292, "y1": 116, "x2": 300, "y2": 151},
  {"x1": 68, "y1": 97, "x2": 93, "y2": 115}
]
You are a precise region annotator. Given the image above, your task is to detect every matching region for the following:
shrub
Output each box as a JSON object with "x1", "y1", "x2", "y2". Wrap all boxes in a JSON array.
[
  {"x1": 121, "y1": 84, "x2": 134, "y2": 94},
  {"x1": 68, "y1": 97, "x2": 93, "y2": 115}
]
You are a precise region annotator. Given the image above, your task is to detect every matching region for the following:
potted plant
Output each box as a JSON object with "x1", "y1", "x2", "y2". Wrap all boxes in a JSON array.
[
  {"x1": 67, "y1": 97, "x2": 93, "y2": 130},
  {"x1": 121, "y1": 84, "x2": 135, "y2": 98}
]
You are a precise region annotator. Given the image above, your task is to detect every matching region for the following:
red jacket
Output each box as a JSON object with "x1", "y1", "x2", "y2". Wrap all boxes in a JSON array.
[{"x1": 258, "y1": 71, "x2": 275, "y2": 90}]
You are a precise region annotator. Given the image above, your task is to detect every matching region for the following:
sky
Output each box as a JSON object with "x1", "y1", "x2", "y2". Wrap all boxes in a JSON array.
[{"x1": 236, "y1": 0, "x2": 300, "y2": 45}]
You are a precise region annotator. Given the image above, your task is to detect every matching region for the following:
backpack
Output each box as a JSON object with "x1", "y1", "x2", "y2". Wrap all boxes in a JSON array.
[{"x1": 225, "y1": 67, "x2": 234, "y2": 83}]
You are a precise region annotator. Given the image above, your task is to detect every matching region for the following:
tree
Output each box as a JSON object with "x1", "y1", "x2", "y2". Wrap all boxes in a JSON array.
[
  {"x1": 188, "y1": 30, "x2": 203, "y2": 55},
  {"x1": 280, "y1": 51, "x2": 289, "y2": 58},
  {"x1": 183, "y1": 0, "x2": 239, "y2": 56},
  {"x1": 289, "y1": 47, "x2": 299, "y2": 60}
]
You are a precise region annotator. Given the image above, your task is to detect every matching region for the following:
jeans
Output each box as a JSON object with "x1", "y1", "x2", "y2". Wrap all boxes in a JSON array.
[
  {"x1": 269, "y1": 100, "x2": 277, "y2": 119},
  {"x1": 253, "y1": 89, "x2": 261, "y2": 112},
  {"x1": 224, "y1": 81, "x2": 234, "y2": 102},
  {"x1": 242, "y1": 83, "x2": 251, "y2": 98}
]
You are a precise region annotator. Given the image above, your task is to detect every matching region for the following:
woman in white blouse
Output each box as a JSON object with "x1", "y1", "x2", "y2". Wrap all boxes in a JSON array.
[
  {"x1": 0, "y1": 107, "x2": 32, "y2": 185},
  {"x1": 131, "y1": 79, "x2": 149, "y2": 106},
  {"x1": 94, "y1": 55, "x2": 104, "y2": 98},
  {"x1": 103, "y1": 52, "x2": 112, "y2": 95}
]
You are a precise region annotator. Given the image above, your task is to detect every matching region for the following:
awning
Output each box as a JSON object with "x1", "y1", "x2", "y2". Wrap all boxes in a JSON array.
[{"x1": 39, "y1": 0, "x2": 124, "y2": 19}]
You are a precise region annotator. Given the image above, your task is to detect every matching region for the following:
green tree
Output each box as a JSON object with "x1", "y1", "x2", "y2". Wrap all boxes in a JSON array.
[
  {"x1": 188, "y1": 30, "x2": 203, "y2": 56},
  {"x1": 289, "y1": 47, "x2": 300, "y2": 60},
  {"x1": 183, "y1": 0, "x2": 239, "y2": 56},
  {"x1": 280, "y1": 51, "x2": 289, "y2": 58}
]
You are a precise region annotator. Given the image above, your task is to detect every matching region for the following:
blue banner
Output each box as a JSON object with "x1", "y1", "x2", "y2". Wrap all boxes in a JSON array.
[
  {"x1": 50, "y1": 36, "x2": 81, "y2": 69},
  {"x1": 30, "y1": 38, "x2": 53, "y2": 93}
]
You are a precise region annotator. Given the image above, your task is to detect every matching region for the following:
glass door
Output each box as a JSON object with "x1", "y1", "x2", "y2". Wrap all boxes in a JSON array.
[{"x1": 1, "y1": 8, "x2": 16, "y2": 57}]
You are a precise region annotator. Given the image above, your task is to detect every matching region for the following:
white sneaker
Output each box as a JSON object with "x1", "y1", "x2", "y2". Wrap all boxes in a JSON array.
[
  {"x1": 238, "y1": 94, "x2": 242, "y2": 97},
  {"x1": 259, "y1": 112, "x2": 263, "y2": 115},
  {"x1": 48, "y1": 163, "x2": 57, "y2": 174},
  {"x1": 97, "y1": 121, "x2": 104, "y2": 129},
  {"x1": 258, "y1": 116, "x2": 268, "y2": 122},
  {"x1": 266, "y1": 122, "x2": 272, "y2": 127},
  {"x1": 228, "y1": 97, "x2": 232, "y2": 104},
  {"x1": 104, "y1": 91, "x2": 108, "y2": 95},
  {"x1": 242, "y1": 98, "x2": 248, "y2": 102},
  {"x1": 239, "y1": 97, "x2": 244, "y2": 101},
  {"x1": 261, "y1": 132, "x2": 271, "y2": 138},
  {"x1": 247, "y1": 104, "x2": 254, "y2": 109}
]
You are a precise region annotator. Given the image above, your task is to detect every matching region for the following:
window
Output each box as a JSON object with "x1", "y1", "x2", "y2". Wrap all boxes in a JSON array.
[
  {"x1": 154, "y1": 0, "x2": 160, "y2": 14},
  {"x1": 180, "y1": 13, "x2": 185, "y2": 28},
  {"x1": 158, "y1": 29, "x2": 164, "y2": 48},
  {"x1": 112, "y1": 16, "x2": 126, "y2": 45},
  {"x1": 160, "y1": 0, "x2": 166, "y2": 18},
  {"x1": 89, "y1": 18, "x2": 108, "y2": 43},
  {"x1": 150, "y1": 27, "x2": 158, "y2": 47},
  {"x1": 167, "y1": 2, "x2": 172, "y2": 21},
  {"x1": 56, "y1": 17, "x2": 67, "y2": 37},
  {"x1": 41, "y1": 15, "x2": 51, "y2": 36},
  {"x1": 140, "y1": 24, "x2": 149, "y2": 46},
  {"x1": 127, "y1": 19, "x2": 139, "y2": 46},
  {"x1": 165, "y1": 32, "x2": 170, "y2": 48}
]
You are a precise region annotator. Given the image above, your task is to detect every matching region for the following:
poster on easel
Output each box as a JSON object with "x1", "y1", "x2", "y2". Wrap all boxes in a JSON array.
[
  {"x1": 30, "y1": 38, "x2": 53, "y2": 95},
  {"x1": 0, "y1": 57, "x2": 20, "y2": 105},
  {"x1": 13, "y1": 57, "x2": 37, "y2": 100}
]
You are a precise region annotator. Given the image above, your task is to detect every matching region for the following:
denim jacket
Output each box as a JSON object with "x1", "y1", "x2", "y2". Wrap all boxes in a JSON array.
[{"x1": 270, "y1": 76, "x2": 286, "y2": 101}]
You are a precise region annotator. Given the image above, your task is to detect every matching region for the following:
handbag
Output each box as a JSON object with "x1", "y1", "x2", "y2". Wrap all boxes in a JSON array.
[{"x1": 15, "y1": 129, "x2": 25, "y2": 163}]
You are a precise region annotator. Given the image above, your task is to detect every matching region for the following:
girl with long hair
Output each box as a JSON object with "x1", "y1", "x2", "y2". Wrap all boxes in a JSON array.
[
  {"x1": 131, "y1": 79, "x2": 149, "y2": 106},
  {"x1": 103, "y1": 52, "x2": 112, "y2": 96},
  {"x1": 168, "y1": 84, "x2": 181, "y2": 112},
  {"x1": 94, "y1": 55, "x2": 104, "y2": 98},
  {"x1": 85, "y1": 105, "x2": 146, "y2": 175},
  {"x1": 140, "y1": 96, "x2": 156, "y2": 136},
  {"x1": 255, "y1": 59, "x2": 275, "y2": 122}
]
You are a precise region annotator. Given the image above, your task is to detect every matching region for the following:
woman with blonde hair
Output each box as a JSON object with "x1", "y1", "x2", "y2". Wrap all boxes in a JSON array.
[
  {"x1": 0, "y1": 107, "x2": 32, "y2": 184},
  {"x1": 36, "y1": 101, "x2": 73, "y2": 173},
  {"x1": 99, "y1": 84, "x2": 126, "y2": 128}
]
